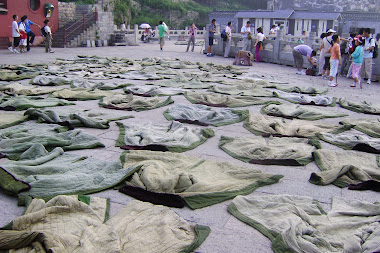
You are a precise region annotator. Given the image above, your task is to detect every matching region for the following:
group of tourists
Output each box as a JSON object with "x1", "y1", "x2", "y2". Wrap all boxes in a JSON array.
[
  {"x1": 9, "y1": 14, "x2": 53, "y2": 54},
  {"x1": 293, "y1": 27, "x2": 376, "y2": 88}
]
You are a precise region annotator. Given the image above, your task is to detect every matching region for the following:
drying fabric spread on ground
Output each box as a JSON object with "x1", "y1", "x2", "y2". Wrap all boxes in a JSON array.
[
  {"x1": 0, "y1": 195, "x2": 210, "y2": 252},
  {"x1": 273, "y1": 91, "x2": 336, "y2": 106},
  {"x1": 228, "y1": 194, "x2": 380, "y2": 253},
  {"x1": 29, "y1": 75, "x2": 72, "y2": 86},
  {"x1": 0, "y1": 82, "x2": 64, "y2": 96},
  {"x1": 261, "y1": 103, "x2": 348, "y2": 120},
  {"x1": 219, "y1": 135, "x2": 319, "y2": 165},
  {"x1": 116, "y1": 121, "x2": 214, "y2": 152},
  {"x1": 310, "y1": 149, "x2": 380, "y2": 187},
  {"x1": 120, "y1": 150, "x2": 283, "y2": 209},
  {"x1": 124, "y1": 85, "x2": 183, "y2": 96},
  {"x1": 340, "y1": 118, "x2": 380, "y2": 138},
  {"x1": 339, "y1": 98, "x2": 380, "y2": 115},
  {"x1": 244, "y1": 113, "x2": 344, "y2": 137},
  {"x1": 185, "y1": 91, "x2": 278, "y2": 107},
  {"x1": 0, "y1": 96, "x2": 75, "y2": 111},
  {"x1": 100, "y1": 93, "x2": 173, "y2": 111},
  {"x1": 210, "y1": 83, "x2": 274, "y2": 97},
  {"x1": 52, "y1": 88, "x2": 118, "y2": 100},
  {"x1": 0, "y1": 112, "x2": 29, "y2": 129},
  {"x1": 164, "y1": 104, "x2": 249, "y2": 126},
  {"x1": 271, "y1": 84, "x2": 328, "y2": 94}
]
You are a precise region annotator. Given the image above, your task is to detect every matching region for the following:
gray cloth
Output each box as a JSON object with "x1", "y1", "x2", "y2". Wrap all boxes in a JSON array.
[
  {"x1": 124, "y1": 85, "x2": 183, "y2": 96},
  {"x1": 163, "y1": 104, "x2": 249, "y2": 126},
  {"x1": 339, "y1": 98, "x2": 380, "y2": 115},
  {"x1": 310, "y1": 149, "x2": 380, "y2": 187},
  {"x1": 122, "y1": 150, "x2": 283, "y2": 209},
  {"x1": 0, "y1": 82, "x2": 64, "y2": 96},
  {"x1": 29, "y1": 75, "x2": 72, "y2": 86},
  {"x1": 273, "y1": 90, "x2": 336, "y2": 106},
  {"x1": 70, "y1": 79, "x2": 131, "y2": 90},
  {"x1": 99, "y1": 94, "x2": 174, "y2": 111},
  {"x1": 244, "y1": 113, "x2": 344, "y2": 137},
  {"x1": 0, "y1": 112, "x2": 29, "y2": 129},
  {"x1": 261, "y1": 103, "x2": 348, "y2": 120},
  {"x1": 0, "y1": 123, "x2": 104, "y2": 160},
  {"x1": 210, "y1": 83, "x2": 274, "y2": 97},
  {"x1": 116, "y1": 121, "x2": 214, "y2": 152},
  {"x1": 52, "y1": 88, "x2": 118, "y2": 100},
  {"x1": 107, "y1": 71, "x2": 163, "y2": 80},
  {"x1": 228, "y1": 194, "x2": 380, "y2": 253},
  {"x1": 0, "y1": 96, "x2": 75, "y2": 111},
  {"x1": 272, "y1": 84, "x2": 328, "y2": 94},
  {"x1": 219, "y1": 135, "x2": 318, "y2": 165},
  {"x1": 340, "y1": 118, "x2": 380, "y2": 138},
  {"x1": 0, "y1": 144, "x2": 129, "y2": 204},
  {"x1": 185, "y1": 91, "x2": 279, "y2": 107}
]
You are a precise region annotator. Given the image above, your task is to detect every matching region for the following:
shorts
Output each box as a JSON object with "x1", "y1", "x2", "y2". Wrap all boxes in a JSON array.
[
  {"x1": 13, "y1": 37, "x2": 20, "y2": 47},
  {"x1": 20, "y1": 39, "x2": 27, "y2": 46},
  {"x1": 323, "y1": 56, "x2": 331, "y2": 70},
  {"x1": 159, "y1": 37, "x2": 165, "y2": 48},
  {"x1": 351, "y1": 63, "x2": 362, "y2": 79},
  {"x1": 329, "y1": 59, "x2": 339, "y2": 77},
  {"x1": 208, "y1": 37, "x2": 214, "y2": 46}
]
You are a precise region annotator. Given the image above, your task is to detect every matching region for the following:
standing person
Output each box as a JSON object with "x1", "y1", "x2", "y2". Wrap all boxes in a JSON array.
[
  {"x1": 360, "y1": 28, "x2": 376, "y2": 84},
  {"x1": 43, "y1": 19, "x2": 54, "y2": 53},
  {"x1": 339, "y1": 33, "x2": 355, "y2": 76},
  {"x1": 320, "y1": 29, "x2": 335, "y2": 79},
  {"x1": 318, "y1": 33, "x2": 327, "y2": 75},
  {"x1": 9, "y1": 14, "x2": 20, "y2": 53},
  {"x1": 350, "y1": 37, "x2": 364, "y2": 88},
  {"x1": 224, "y1": 21, "x2": 232, "y2": 58},
  {"x1": 19, "y1": 15, "x2": 40, "y2": 52},
  {"x1": 240, "y1": 21, "x2": 252, "y2": 51},
  {"x1": 18, "y1": 16, "x2": 27, "y2": 53},
  {"x1": 327, "y1": 35, "x2": 341, "y2": 87},
  {"x1": 207, "y1": 19, "x2": 216, "y2": 57},
  {"x1": 292, "y1": 44, "x2": 317, "y2": 74},
  {"x1": 254, "y1": 27, "x2": 266, "y2": 62},
  {"x1": 186, "y1": 23, "x2": 197, "y2": 52},
  {"x1": 158, "y1": 21, "x2": 169, "y2": 51}
]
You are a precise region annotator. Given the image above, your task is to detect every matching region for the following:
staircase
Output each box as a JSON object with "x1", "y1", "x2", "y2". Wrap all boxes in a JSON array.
[{"x1": 52, "y1": 5, "x2": 98, "y2": 48}]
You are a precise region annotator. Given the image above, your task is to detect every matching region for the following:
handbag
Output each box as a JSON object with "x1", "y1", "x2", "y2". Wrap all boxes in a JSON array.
[{"x1": 248, "y1": 35, "x2": 252, "y2": 40}]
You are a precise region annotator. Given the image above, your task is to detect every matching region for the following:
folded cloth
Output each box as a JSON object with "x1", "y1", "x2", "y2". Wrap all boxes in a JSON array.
[
  {"x1": 124, "y1": 85, "x2": 183, "y2": 97},
  {"x1": 107, "y1": 71, "x2": 163, "y2": 80},
  {"x1": 0, "y1": 123, "x2": 104, "y2": 160},
  {"x1": 210, "y1": 83, "x2": 274, "y2": 97},
  {"x1": 164, "y1": 104, "x2": 249, "y2": 126},
  {"x1": 219, "y1": 135, "x2": 319, "y2": 165},
  {"x1": 0, "y1": 144, "x2": 130, "y2": 203},
  {"x1": 70, "y1": 78, "x2": 131, "y2": 90},
  {"x1": 271, "y1": 84, "x2": 328, "y2": 94},
  {"x1": 317, "y1": 131, "x2": 380, "y2": 154},
  {"x1": 0, "y1": 82, "x2": 64, "y2": 96},
  {"x1": 340, "y1": 118, "x2": 380, "y2": 138},
  {"x1": 120, "y1": 150, "x2": 283, "y2": 209},
  {"x1": 339, "y1": 98, "x2": 380, "y2": 115},
  {"x1": 310, "y1": 149, "x2": 380, "y2": 187},
  {"x1": 185, "y1": 91, "x2": 279, "y2": 108},
  {"x1": 0, "y1": 112, "x2": 29, "y2": 129},
  {"x1": 244, "y1": 113, "x2": 345, "y2": 137},
  {"x1": 228, "y1": 194, "x2": 380, "y2": 253},
  {"x1": 29, "y1": 75, "x2": 72, "y2": 86},
  {"x1": 24, "y1": 108, "x2": 133, "y2": 129},
  {"x1": 261, "y1": 103, "x2": 347, "y2": 120},
  {"x1": 116, "y1": 121, "x2": 214, "y2": 152},
  {"x1": 0, "y1": 96, "x2": 75, "y2": 111},
  {"x1": 273, "y1": 90, "x2": 336, "y2": 106},
  {"x1": 0, "y1": 70, "x2": 39, "y2": 81},
  {"x1": 0, "y1": 195, "x2": 210, "y2": 253},
  {"x1": 100, "y1": 93, "x2": 174, "y2": 111},
  {"x1": 52, "y1": 88, "x2": 118, "y2": 101}
]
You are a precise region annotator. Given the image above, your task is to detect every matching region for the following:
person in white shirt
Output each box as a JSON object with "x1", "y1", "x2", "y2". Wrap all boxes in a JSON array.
[
  {"x1": 254, "y1": 27, "x2": 266, "y2": 62},
  {"x1": 43, "y1": 19, "x2": 54, "y2": 53},
  {"x1": 9, "y1": 14, "x2": 20, "y2": 53},
  {"x1": 224, "y1": 21, "x2": 233, "y2": 58},
  {"x1": 241, "y1": 21, "x2": 252, "y2": 51},
  {"x1": 360, "y1": 28, "x2": 376, "y2": 84}
]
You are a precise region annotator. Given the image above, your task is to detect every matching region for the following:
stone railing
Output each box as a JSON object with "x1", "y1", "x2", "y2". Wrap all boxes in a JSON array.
[{"x1": 206, "y1": 30, "x2": 379, "y2": 81}]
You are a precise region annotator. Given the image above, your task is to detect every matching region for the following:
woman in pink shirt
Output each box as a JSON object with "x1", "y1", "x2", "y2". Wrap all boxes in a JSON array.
[
  {"x1": 327, "y1": 35, "x2": 341, "y2": 87},
  {"x1": 186, "y1": 23, "x2": 197, "y2": 52}
]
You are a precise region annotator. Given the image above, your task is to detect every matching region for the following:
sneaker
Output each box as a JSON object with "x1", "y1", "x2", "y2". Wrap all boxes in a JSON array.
[
  {"x1": 296, "y1": 70, "x2": 302, "y2": 75},
  {"x1": 328, "y1": 81, "x2": 338, "y2": 87},
  {"x1": 13, "y1": 49, "x2": 19, "y2": 54},
  {"x1": 50, "y1": 51, "x2": 55, "y2": 53},
  {"x1": 8, "y1": 47, "x2": 13, "y2": 53},
  {"x1": 367, "y1": 79, "x2": 371, "y2": 85},
  {"x1": 350, "y1": 82, "x2": 356, "y2": 87}
]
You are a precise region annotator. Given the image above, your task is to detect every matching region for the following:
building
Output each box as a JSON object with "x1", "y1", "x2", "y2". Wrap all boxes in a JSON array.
[
  {"x1": 340, "y1": 12, "x2": 380, "y2": 39},
  {"x1": 0, "y1": 0, "x2": 59, "y2": 49}
]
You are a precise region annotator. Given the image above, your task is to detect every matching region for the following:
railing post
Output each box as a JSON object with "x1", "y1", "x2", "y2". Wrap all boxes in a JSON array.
[
  {"x1": 83, "y1": 15, "x2": 85, "y2": 32},
  {"x1": 64, "y1": 28, "x2": 66, "y2": 47}
]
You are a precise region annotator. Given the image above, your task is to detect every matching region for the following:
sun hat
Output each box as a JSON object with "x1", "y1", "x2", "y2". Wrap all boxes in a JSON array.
[{"x1": 327, "y1": 29, "x2": 336, "y2": 33}]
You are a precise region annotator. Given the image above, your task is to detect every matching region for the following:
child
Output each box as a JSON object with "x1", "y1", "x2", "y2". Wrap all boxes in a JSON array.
[
  {"x1": 350, "y1": 37, "x2": 364, "y2": 88},
  {"x1": 327, "y1": 35, "x2": 341, "y2": 87},
  {"x1": 18, "y1": 16, "x2": 27, "y2": 53},
  {"x1": 43, "y1": 19, "x2": 54, "y2": 53}
]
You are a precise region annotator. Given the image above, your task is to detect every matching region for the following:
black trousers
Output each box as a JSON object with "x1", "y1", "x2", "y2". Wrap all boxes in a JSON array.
[{"x1": 27, "y1": 31, "x2": 35, "y2": 50}]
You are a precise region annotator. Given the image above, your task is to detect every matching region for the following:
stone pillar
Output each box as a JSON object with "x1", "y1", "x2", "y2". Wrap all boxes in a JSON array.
[
  {"x1": 134, "y1": 24, "x2": 138, "y2": 44},
  {"x1": 276, "y1": 29, "x2": 284, "y2": 41},
  {"x1": 307, "y1": 32, "x2": 316, "y2": 46}
]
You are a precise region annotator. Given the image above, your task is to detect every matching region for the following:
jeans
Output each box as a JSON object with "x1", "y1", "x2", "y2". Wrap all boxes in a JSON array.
[
  {"x1": 27, "y1": 31, "x2": 35, "y2": 51},
  {"x1": 224, "y1": 38, "x2": 231, "y2": 57},
  {"x1": 186, "y1": 37, "x2": 195, "y2": 52}
]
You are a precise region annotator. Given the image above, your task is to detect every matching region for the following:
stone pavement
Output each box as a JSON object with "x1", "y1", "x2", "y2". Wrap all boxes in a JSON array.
[{"x1": 0, "y1": 41, "x2": 379, "y2": 253}]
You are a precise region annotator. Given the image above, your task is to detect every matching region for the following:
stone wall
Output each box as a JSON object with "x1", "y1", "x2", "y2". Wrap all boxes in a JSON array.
[{"x1": 58, "y1": 2, "x2": 76, "y2": 29}]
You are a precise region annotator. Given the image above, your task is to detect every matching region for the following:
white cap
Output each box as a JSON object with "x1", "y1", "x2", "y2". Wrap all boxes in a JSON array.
[{"x1": 327, "y1": 29, "x2": 336, "y2": 33}]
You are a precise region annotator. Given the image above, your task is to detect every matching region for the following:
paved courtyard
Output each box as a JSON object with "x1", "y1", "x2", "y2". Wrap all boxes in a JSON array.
[{"x1": 0, "y1": 41, "x2": 379, "y2": 252}]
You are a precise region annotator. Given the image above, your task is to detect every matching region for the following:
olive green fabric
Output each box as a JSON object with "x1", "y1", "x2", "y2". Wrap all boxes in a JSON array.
[
  {"x1": 185, "y1": 91, "x2": 279, "y2": 108},
  {"x1": 219, "y1": 135, "x2": 319, "y2": 165},
  {"x1": 0, "y1": 96, "x2": 75, "y2": 111},
  {"x1": 124, "y1": 85, "x2": 183, "y2": 96},
  {"x1": 121, "y1": 150, "x2": 283, "y2": 209},
  {"x1": 0, "y1": 82, "x2": 64, "y2": 96},
  {"x1": 0, "y1": 196, "x2": 209, "y2": 252},
  {"x1": 339, "y1": 98, "x2": 380, "y2": 115},
  {"x1": 210, "y1": 83, "x2": 274, "y2": 97},
  {"x1": 340, "y1": 118, "x2": 380, "y2": 138},
  {"x1": 310, "y1": 149, "x2": 380, "y2": 187},
  {"x1": 228, "y1": 195, "x2": 380, "y2": 253},
  {"x1": 52, "y1": 88, "x2": 118, "y2": 100},
  {"x1": 273, "y1": 91, "x2": 336, "y2": 106},
  {"x1": 317, "y1": 131, "x2": 380, "y2": 152},
  {"x1": 0, "y1": 112, "x2": 29, "y2": 129},
  {"x1": 29, "y1": 75, "x2": 72, "y2": 86},
  {"x1": 70, "y1": 79, "x2": 131, "y2": 90},
  {"x1": 100, "y1": 94, "x2": 174, "y2": 111},
  {"x1": 261, "y1": 103, "x2": 348, "y2": 120},
  {"x1": 271, "y1": 84, "x2": 328, "y2": 94}
]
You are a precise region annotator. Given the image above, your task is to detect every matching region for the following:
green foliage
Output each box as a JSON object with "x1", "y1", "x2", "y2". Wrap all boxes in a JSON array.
[
  {"x1": 59, "y1": 0, "x2": 95, "y2": 4},
  {"x1": 114, "y1": 0, "x2": 135, "y2": 25}
]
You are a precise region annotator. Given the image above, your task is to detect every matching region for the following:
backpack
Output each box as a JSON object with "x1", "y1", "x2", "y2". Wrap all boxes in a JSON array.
[
  {"x1": 369, "y1": 38, "x2": 378, "y2": 58},
  {"x1": 41, "y1": 26, "x2": 47, "y2": 37},
  {"x1": 221, "y1": 30, "x2": 227, "y2": 41},
  {"x1": 233, "y1": 50, "x2": 253, "y2": 66}
]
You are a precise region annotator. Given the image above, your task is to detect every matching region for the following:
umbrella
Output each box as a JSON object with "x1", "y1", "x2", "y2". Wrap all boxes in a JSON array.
[{"x1": 139, "y1": 23, "x2": 151, "y2": 29}]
